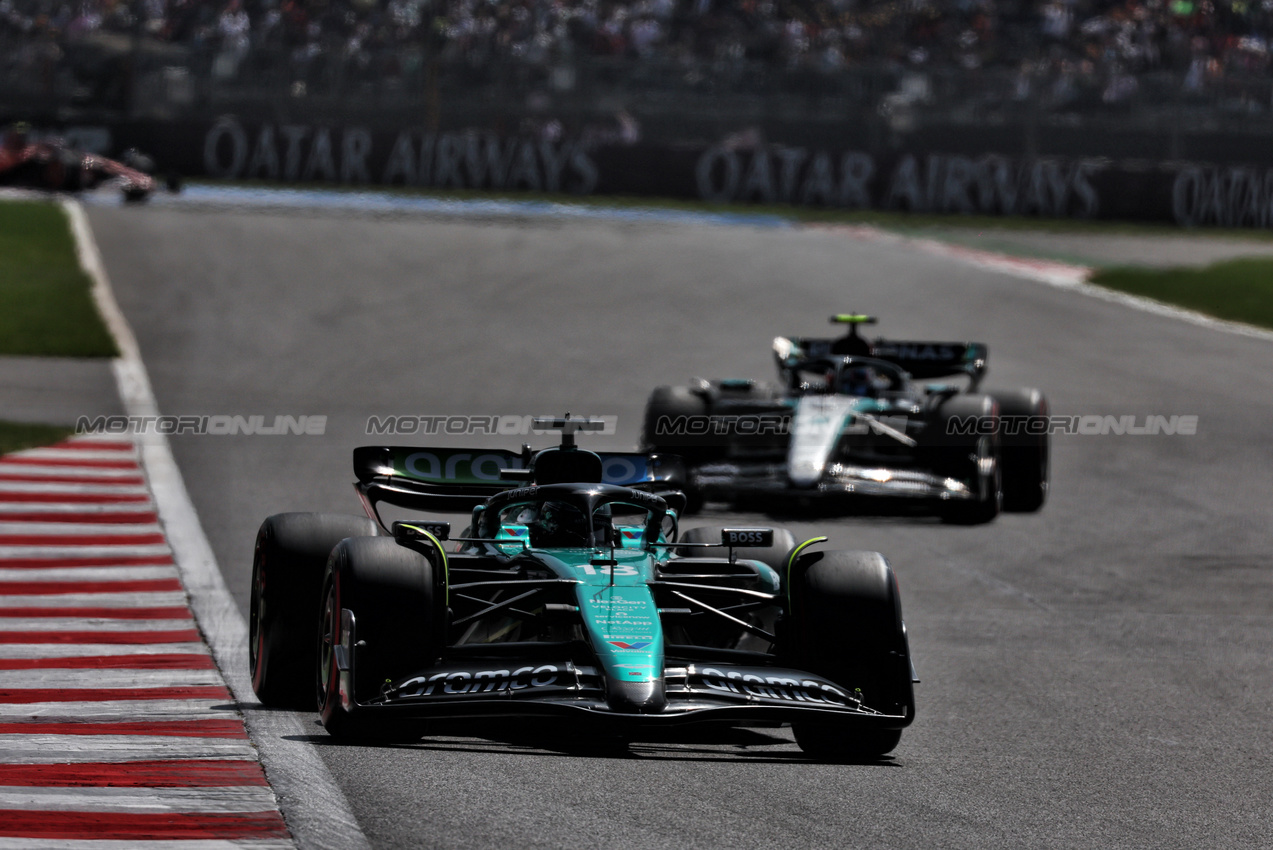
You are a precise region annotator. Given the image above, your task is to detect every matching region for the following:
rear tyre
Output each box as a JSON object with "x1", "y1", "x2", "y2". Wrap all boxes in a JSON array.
[
  {"x1": 990, "y1": 388, "x2": 1049, "y2": 513},
  {"x1": 318, "y1": 536, "x2": 441, "y2": 742},
  {"x1": 786, "y1": 549, "x2": 913, "y2": 760},
  {"x1": 249, "y1": 513, "x2": 378, "y2": 708},
  {"x1": 640, "y1": 385, "x2": 708, "y2": 455},
  {"x1": 641, "y1": 386, "x2": 710, "y2": 512}
]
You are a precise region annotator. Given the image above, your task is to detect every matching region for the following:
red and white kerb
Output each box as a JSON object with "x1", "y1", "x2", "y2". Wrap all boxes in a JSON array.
[{"x1": 0, "y1": 437, "x2": 293, "y2": 847}]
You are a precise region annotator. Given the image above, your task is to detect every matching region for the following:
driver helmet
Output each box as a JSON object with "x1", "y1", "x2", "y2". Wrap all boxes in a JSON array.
[
  {"x1": 840, "y1": 365, "x2": 877, "y2": 397},
  {"x1": 528, "y1": 500, "x2": 590, "y2": 548}
]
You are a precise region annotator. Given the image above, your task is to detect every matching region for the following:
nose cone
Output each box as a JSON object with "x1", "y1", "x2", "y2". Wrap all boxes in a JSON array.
[
  {"x1": 787, "y1": 457, "x2": 826, "y2": 488},
  {"x1": 606, "y1": 676, "x2": 667, "y2": 714}
]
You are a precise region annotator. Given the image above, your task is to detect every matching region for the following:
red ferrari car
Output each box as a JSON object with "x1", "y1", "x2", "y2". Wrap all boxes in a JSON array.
[{"x1": 0, "y1": 123, "x2": 158, "y2": 201}]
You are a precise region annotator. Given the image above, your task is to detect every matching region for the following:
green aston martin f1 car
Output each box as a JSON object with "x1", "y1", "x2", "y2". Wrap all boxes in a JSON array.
[{"x1": 249, "y1": 416, "x2": 917, "y2": 759}]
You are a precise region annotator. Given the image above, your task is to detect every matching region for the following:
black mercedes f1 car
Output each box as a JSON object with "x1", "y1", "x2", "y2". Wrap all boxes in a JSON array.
[
  {"x1": 249, "y1": 416, "x2": 917, "y2": 759},
  {"x1": 640, "y1": 315, "x2": 1049, "y2": 524}
]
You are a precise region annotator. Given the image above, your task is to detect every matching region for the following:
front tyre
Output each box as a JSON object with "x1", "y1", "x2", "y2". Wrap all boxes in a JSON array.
[
  {"x1": 990, "y1": 388, "x2": 1050, "y2": 513},
  {"x1": 931, "y1": 394, "x2": 1001, "y2": 526},
  {"x1": 792, "y1": 725, "x2": 902, "y2": 760},
  {"x1": 318, "y1": 536, "x2": 441, "y2": 742},
  {"x1": 786, "y1": 549, "x2": 914, "y2": 760},
  {"x1": 937, "y1": 432, "x2": 1002, "y2": 526},
  {"x1": 249, "y1": 512, "x2": 378, "y2": 708},
  {"x1": 641, "y1": 385, "x2": 711, "y2": 513}
]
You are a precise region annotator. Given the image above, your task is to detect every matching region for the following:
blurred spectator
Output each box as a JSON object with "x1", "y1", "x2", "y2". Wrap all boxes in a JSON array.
[
  {"x1": 214, "y1": 0, "x2": 250, "y2": 77},
  {"x1": 1, "y1": 0, "x2": 1271, "y2": 105}
]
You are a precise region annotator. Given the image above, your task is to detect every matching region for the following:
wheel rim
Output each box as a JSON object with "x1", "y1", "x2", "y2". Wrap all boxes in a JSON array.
[
  {"x1": 317, "y1": 578, "x2": 337, "y2": 708},
  {"x1": 248, "y1": 555, "x2": 265, "y2": 679},
  {"x1": 975, "y1": 436, "x2": 998, "y2": 503}
]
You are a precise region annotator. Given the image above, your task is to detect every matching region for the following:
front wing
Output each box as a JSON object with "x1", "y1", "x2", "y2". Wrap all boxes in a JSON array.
[
  {"x1": 692, "y1": 460, "x2": 975, "y2": 502},
  {"x1": 335, "y1": 656, "x2": 911, "y2": 730}
]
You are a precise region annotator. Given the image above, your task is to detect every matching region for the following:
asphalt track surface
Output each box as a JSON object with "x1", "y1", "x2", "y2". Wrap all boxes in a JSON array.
[{"x1": 84, "y1": 203, "x2": 1272, "y2": 849}]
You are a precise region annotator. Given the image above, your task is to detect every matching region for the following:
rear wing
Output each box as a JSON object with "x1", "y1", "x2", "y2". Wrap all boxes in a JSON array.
[
  {"x1": 869, "y1": 339, "x2": 987, "y2": 383},
  {"x1": 353, "y1": 445, "x2": 687, "y2": 517},
  {"x1": 776, "y1": 336, "x2": 988, "y2": 385}
]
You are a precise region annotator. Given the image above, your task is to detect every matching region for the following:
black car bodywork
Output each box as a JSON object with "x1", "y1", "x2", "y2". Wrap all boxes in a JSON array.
[{"x1": 641, "y1": 316, "x2": 1049, "y2": 523}]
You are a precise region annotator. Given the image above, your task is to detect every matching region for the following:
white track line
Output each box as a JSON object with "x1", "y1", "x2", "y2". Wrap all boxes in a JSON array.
[
  {"x1": 0, "y1": 545, "x2": 171, "y2": 558},
  {"x1": 812, "y1": 223, "x2": 1273, "y2": 344},
  {"x1": 0, "y1": 786, "x2": 279, "y2": 813},
  {"x1": 0, "y1": 451, "x2": 139, "y2": 462},
  {"x1": 0, "y1": 618, "x2": 194, "y2": 631},
  {"x1": 6, "y1": 448, "x2": 138, "y2": 461},
  {"x1": 0, "y1": 593, "x2": 189, "y2": 609},
  {"x1": 0, "y1": 737, "x2": 257, "y2": 763},
  {"x1": 0, "y1": 567, "x2": 180, "y2": 582},
  {"x1": 0, "y1": 504, "x2": 157, "y2": 515},
  {"x1": 0, "y1": 701, "x2": 230, "y2": 717},
  {"x1": 0, "y1": 482, "x2": 150, "y2": 495},
  {"x1": 0, "y1": 467, "x2": 145, "y2": 480},
  {"x1": 66, "y1": 198, "x2": 370, "y2": 850},
  {"x1": 0, "y1": 644, "x2": 210, "y2": 659},
  {"x1": 0, "y1": 523, "x2": 163, "y2": 535},
  {"x1": 0, "y1": 670, "x2": 226, "y2": 687},
  {"x1": 0, "y1": 840, "x2": 296, "y2": 850}
]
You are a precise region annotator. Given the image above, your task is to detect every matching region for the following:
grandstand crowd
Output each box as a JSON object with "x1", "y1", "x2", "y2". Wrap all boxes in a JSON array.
[{"x1": 2, "y1": 0, "x2": 1271, "y2": 94}]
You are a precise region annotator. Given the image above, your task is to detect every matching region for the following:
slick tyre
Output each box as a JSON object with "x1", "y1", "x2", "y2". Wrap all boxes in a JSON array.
[
  {"x1": 786, "y1": 549, "x2": 913, "y2": 760},
  {"x1": 249, "y1": 512, "x2": 378, "y2": 708},
  {"x1": 677, "y1": 525, "x2": 796, "y2": 574},
  {"x1": 792, "y1": 724, "x2": 902, "y2": 761},
  {"x1": 636, "y1": 386, "x2": 717, "y2": 460},
  {"x1": 641, "y1": 386, "x2": 708, "y2": 452},
  {"x1": 318, "y1": 536, "x2": 441, "y2": 742},
  {"x1": 642, "y1": 385, "x2": 712, "y2": 512},
  {"x1": 931, "y1": 394, "x2": 1001, "y2": 526},
  {"x1": 990, "y1": 388, "x2": 1049, "y2": 513}
]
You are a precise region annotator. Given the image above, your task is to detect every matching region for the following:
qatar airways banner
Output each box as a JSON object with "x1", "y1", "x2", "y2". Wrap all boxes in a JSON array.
[{"x1": 107, "y1": 116, "x2": 1273, "y2": 228}]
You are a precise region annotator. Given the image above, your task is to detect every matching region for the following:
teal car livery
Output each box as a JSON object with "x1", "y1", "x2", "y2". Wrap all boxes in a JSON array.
[{"x1": 249, "y1": 417, "x2": 917, "y2": 759}]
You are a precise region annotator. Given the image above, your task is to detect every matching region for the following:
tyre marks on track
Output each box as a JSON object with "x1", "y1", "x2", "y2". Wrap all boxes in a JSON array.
[{"x1": 0, "y1": 437, "x2": 294, "y2": 848}]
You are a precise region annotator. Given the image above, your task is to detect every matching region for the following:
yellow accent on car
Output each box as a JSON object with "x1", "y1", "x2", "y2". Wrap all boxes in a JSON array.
[
  {"x1": 785, "y1": 536, "x2": 828, "y2": 610},
  {"x1": 401, "y1": 525, "x2": 449, "y2": 607}
]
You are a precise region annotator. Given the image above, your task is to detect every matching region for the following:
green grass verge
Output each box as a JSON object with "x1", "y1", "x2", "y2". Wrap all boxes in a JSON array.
[
  {"x1": 1089, "y1": 258, "x2": 1273, "y2": 329},
  {"x1": 0, "y1": 200, "x2": 117, "y2": 357},
  {"x1": 0, "y1": 420, "x2": 75, "y2": 456}
]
